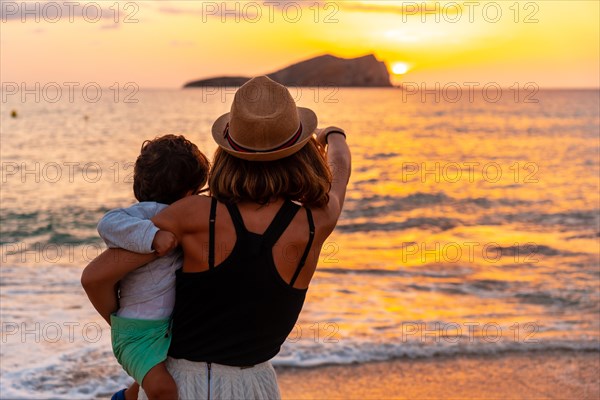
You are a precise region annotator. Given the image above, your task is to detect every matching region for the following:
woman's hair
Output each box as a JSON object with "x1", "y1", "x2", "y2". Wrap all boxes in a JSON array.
[
  {"x1": 209, "y1": 137, "x2": 332, "y2": 208},
  {"x1": 133, "y1": 134, "x2": 210, "y2": 205}
]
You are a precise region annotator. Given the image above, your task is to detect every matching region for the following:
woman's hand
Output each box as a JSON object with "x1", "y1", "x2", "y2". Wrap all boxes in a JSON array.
[
  {"x1": 152, "y1": 230, "x2": 178, "y2": 257},
  {"x1": 316, "y1": 126, "x2": 346, "y2": 147}
]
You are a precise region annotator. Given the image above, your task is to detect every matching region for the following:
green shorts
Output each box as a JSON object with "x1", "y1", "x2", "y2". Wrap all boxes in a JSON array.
[{"x1": 110, "y1": 314, "x2": 171, "y2": 384}]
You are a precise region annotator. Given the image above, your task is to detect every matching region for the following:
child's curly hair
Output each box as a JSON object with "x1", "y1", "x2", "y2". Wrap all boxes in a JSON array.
[{"x1": 133, "y1": 135, "x2": 209, "y2": 204}]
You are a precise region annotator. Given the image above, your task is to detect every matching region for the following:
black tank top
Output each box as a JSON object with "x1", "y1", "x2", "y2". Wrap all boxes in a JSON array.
[{"x1": 169, "y1": 198, "x2": 315, "y2": 366}]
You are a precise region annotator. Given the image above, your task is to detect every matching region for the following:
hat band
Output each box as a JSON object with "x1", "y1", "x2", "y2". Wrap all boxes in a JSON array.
[{"x1": 224, "y1": 123, "x2": 303, "y2": 153}]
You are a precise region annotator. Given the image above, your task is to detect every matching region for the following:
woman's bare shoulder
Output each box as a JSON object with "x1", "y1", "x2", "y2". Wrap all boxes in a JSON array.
[
  {"x1": 153, "y1": 195, "x2": 214, "y2": 234},
  {"x1": 178, "y1": 194, "x2": 213, "y2": 206},
  {"x1": 167, "y1": 194, "x2": 213, "y2": 214}
]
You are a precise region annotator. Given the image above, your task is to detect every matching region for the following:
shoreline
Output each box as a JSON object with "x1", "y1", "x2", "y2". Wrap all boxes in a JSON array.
[{"x1": 276, "y1": 350, "x2": 600, "y2": 399}]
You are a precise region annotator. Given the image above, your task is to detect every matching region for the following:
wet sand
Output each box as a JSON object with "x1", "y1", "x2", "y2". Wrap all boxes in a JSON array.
[{"x1": 277, "y1": 350, "x2": 600, "y2": 399}]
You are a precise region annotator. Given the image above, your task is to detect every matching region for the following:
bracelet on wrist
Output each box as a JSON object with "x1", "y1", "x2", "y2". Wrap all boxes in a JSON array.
[{"x1": 325, "y1": 130, "x2": 346, "y2": 144}]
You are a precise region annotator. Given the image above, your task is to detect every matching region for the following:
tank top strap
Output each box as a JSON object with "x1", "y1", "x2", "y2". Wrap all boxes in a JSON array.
[
  {"x1": 261, "y1": 200, "x2": 301, "y2": 248},
  {"x1": 289, "y1": 207, "x2": 315, "y2": 287},
  {"x1": 224, "y1": 201, "x2": 248, "y2": 237},
  {"x1": 208, "y1": 197, "x2": 217, "y2": 269}
]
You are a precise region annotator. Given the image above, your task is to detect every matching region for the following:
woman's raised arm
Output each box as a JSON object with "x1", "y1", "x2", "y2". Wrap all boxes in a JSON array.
[{"x1": 316, "y1": 127, "x2": 351, "y2": 227}]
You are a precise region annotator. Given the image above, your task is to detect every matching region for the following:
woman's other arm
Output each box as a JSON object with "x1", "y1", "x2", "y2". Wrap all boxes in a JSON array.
[{"x1": 81, "y1": 248, "x2": 157, "y2": 324}]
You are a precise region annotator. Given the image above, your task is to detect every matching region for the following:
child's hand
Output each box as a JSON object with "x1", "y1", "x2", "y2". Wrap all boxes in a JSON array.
[{"x1": 152, "y1": 230, "x2": 178, "y2": 257}]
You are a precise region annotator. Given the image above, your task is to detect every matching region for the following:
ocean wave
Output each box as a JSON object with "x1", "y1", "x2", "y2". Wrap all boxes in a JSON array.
[
  {"x1": 339, "y1": 203, "x2": 598, "y2": 234},
  {"x1": 487, "y1": 243, "x2": 581, "y2": 257},
  {"x1": 401, "y1": 276, "x2": 595, "y2": 307},
  {"x1": 319, "y1": 267, "x2": 412, "y2": 276},
  {"x1": 342, "y1": 192, "x2": 543, "y2": 220},
  {"x1": 0, "y1": 346, "x2": 131, "y2": 400},
  {"x1": 340, "y1": 193, "x2": 597, "y2": 232},
  {"x1": 319, "y1": 265, "x2": 473, "y2": 278},
  {"x1": 478, "y1": 210, "x2": 600, "y2": 230},
  {"x1": 1, "y1": 207, "x2": 109, "y2": 245},
  {"x1": 363, "y1": 152, "x2": 400, "y2": 160},
  {"x1": 566, "y1": 232, "x2": 600, "y2": 240},
  {"x1": 337, "y1": 217, "x2": 461, "y2": 233},
  {"x1": 273, "y1": 338, "x2": 600, "y2": 368},
  {"x1": 343, "y1": 193, "x2": 452, "y2": 217},
  {"x1": 317, "y1": 265, "x2": 597, "y2": 308},
  {"x1": 515, "y1": 292, "x2": 583, "y2": 307},
  {"x1": 2, "y1": 338, "x2": 598, "y2": 399}
]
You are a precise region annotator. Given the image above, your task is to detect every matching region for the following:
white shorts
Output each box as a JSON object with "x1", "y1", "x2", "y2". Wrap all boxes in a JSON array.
[{"x1": 138, "y1": 357, "x2": 281, "y2": 400}]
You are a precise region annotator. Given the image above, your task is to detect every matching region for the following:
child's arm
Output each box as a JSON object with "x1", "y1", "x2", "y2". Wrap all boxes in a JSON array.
[
  {"x1": 81, "y1": 248, "x2": 157, "y2": 323},
  {"x1": 97, "y1": 204, "x2": 166, "y2": 254}
]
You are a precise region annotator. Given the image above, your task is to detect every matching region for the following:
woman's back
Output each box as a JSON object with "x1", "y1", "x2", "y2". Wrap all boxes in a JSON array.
[
  {"x1": 173, "y1": 196, "x2": 325, "y2": 289},
  {"x1": 169, "y1": 197, "x2": 316, "y2": 365}
]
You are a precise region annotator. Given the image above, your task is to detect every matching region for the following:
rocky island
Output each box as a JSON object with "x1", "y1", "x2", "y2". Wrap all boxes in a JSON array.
[{"x1": 183, "y1": 54, "x2": 391, "y2": 88}]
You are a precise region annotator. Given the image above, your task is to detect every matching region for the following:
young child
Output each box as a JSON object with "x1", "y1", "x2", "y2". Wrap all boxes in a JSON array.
[{"x1": 96, "y1": 135, "x2": 209, "y2": 400}]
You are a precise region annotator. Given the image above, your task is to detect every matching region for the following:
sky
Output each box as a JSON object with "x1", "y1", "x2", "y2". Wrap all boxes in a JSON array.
[{"x1": 1, "y1": 0, "x2": 599, "y2": 88}]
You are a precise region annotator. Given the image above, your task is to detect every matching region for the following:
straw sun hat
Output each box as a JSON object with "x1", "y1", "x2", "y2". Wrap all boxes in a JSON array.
[{"x1": 212, "y1": 76, "x2": 318, "y2": 161}]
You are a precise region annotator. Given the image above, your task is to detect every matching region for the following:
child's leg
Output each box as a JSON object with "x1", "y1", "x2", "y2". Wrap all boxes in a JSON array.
[
  {"x1": 124, "y1": 382, "x2": 139, "y2": 400},
  {"x1": 142, "y1": 362, "x2": 178, "y2": 400}
]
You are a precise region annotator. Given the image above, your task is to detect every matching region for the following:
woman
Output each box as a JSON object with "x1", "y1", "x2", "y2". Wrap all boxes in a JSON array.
[{"x1": 83, "y1": 76, "x2": 351, "y2": 399}]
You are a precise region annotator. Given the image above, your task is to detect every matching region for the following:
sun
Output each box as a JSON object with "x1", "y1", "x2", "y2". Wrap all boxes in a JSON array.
[{"x1": 392, "y1": 62, "x2": 410, "y2": 75}]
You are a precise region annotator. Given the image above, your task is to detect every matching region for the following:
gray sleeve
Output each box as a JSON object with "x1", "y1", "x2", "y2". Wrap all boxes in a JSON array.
[{"x1": 97, "y1": 203, "x2": 165, "y2": 254}]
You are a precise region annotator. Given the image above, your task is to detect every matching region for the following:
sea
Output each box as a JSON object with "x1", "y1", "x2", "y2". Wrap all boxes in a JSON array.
[{"x1": 1, "y1": 87, "x2": 599, "y2": 398}]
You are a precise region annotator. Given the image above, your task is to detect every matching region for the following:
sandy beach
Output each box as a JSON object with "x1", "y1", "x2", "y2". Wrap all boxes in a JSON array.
[{"x1": 277, "y1": 350, "x2": 600, "y2": 400}]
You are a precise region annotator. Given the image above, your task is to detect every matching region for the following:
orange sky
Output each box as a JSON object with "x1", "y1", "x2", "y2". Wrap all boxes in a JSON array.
[{"x1": 1, "y1": 1, "x2": 599, "y2": 88}]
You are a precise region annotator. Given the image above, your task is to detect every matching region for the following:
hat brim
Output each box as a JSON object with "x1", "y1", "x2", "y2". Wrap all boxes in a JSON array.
[{"x1": 211, "y1": 107, "x2": 318, "y2": 161}]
